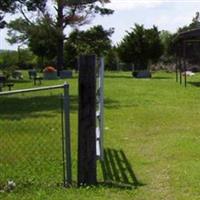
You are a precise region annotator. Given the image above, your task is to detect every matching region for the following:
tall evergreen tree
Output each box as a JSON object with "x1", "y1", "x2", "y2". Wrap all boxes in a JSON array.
[
  {"x1": 118, "y1": 24, "x2": 163, "y2": 71},
  {"x1": 4, "y1": 0, "x2": 113, "y2": 72},
  {"x1": 64, "y1": 25, "x2": 114, "y2": 69},
  {"x1": 0, "y1": 1, "x2": 17, "y2": 28}
]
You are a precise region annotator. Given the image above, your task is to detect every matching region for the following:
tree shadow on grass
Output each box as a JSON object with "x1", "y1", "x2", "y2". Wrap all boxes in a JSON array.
[
  {"x1": 188, "y1": 81, "x2": 200, "y2": 87},
  {"x1": 104, "y1": 98, "x2": 121, "y2": 109},
  {"x1": 0, "y1": 94, "x2": 79, "y2": 120},
  {"x1": 0, "y1": 93, "x2": 136, "y2": 120},
  {"x1": 151, "y1": 76, "x2": 173, "y2": 80},
  {"x1": 104, "y1": 98, "x2": 139, "y2": 110},
  {"x1": 11, "y1": 79, "x2": 32, "y2": 84},
  {"x1": 105, "y1": 74, "x2": 133, "y2": 79},
  {"x1": 99, "y1": 148, "x2": 144, "y2": 190}
]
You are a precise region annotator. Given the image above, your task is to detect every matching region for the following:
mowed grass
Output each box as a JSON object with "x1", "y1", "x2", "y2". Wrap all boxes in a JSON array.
[{"x1": 1, "y1": 71, "x2": 200, "y2": 200}]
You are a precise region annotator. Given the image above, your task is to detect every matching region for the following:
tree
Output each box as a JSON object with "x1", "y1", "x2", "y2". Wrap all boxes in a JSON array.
[
  {"x1": 118, "y1": 24, "x2": 163, "y2": 71},
  {"x1": 159, "y1": 30, "x2": 175, "y2": 64},
  {"x1": 28, "y1": 21, "x2": 57, "y2": 61},
  {"x1": 66, "y1": 25, "x2": 113, "y2": 54},
  {"x1": 0, "y1": 1, "x2": 17, "y2": 28},
  {"x1": 7, "y1": 18, "x2": 58, "y2": 68},
  {"x1": 17, "y1": 48, "x2": 37, "y2": 69},
  {"x1": 5, "y1": 0, "x2": 113, "y2": 73},
  {"x1": 0, "y1": 48, "x2": 37, "y2": 71},
  {"x1": 64, "y1": 25, "x2": 114, "y2": 69},
  {"x1": 64, "y1": 39, "x2": 78, "y2": 69},
  {"x1": 104, "y1": 47, "x2": 119, "y2": 70},
  {"x1": 0, "y1": 50, "x2": 18, "y2": 68}
]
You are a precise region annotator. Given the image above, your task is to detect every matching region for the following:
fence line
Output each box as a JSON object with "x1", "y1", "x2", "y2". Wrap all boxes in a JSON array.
[
  {"x1": 0, "y1": 84, "x2": 68, "y2": 96},
  {"x1": 0, "y1": 83, "x2": 71, "y2": 188}
]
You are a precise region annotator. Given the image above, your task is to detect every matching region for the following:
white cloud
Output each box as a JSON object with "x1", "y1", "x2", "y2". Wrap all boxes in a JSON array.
[
  {"x1": 106, "y1": 0, "x2": 166, "y2": 11},
  {"x1": 2, "y1": 0, "x2": 200, "y2": 50},
  {"x1": 107, "y1": 0, "x2": 200, "y2": 11},
  {"x1": 154, "y1": 15, "x2": 192, "y2": 32}
]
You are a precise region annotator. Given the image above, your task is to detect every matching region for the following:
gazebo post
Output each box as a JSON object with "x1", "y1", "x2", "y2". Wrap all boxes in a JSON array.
[
  {"x1": 179, "y1": 45, "x2": 182, "y2": 85},
  {"x1": 176, "y1": 29, "x2": 200, "y2": 88},
  {"x1": 179, "y1": 59, "x2": 182, "y2": 85},
  {"x1": 183, "y1": 41, "x2": 187, "y2": 88},
  {"x1": 175, "y1": 55, "x2": 178, "y2": 83}
]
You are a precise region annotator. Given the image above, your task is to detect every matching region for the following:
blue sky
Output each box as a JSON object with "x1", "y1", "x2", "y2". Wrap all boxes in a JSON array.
[{"x1": 1, "y1": 0, "x2": 200, "y2": 50}]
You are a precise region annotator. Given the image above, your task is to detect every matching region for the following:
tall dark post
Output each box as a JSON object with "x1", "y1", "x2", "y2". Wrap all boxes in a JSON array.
[
  {"x1": 175, "y1": 56, "x2": 178, "y2": 82},
  {"x1": 18, "y1": 46, "x2": 21, "y2": 67},
  {"x1": 183, "y1": 41, "x2": 187, "y2": 88},
  {"x1": 78, "y1": 55, "x2": 97, "y2": 186},
  {"x1": 178, "y1": 45, "x2": 182, "y2": 85},
  {"x1": 56, "y1": 0, "x2": 64, "y2": 75},
  {"x1": 179, "y1": 59, "x2": 182, "y2": 85}
]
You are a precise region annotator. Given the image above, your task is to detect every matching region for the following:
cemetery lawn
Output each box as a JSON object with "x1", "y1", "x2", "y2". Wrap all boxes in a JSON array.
[{"x1": 1, "y1": 71, "x2": 200, "y2": 200}]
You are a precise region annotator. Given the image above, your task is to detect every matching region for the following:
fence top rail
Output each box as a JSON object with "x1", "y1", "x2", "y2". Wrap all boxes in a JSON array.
[{"x1": 0, "y1": 83, "x2": 69, "y2": 96}]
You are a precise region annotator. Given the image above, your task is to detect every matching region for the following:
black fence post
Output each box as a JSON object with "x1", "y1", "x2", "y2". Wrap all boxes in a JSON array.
[{"x1": 78, "y1": 55, "x2": 97, "y2": 186}]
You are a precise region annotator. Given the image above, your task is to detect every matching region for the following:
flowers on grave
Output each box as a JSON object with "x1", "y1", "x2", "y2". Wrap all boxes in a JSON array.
[
  {"x1": 43, "y1": 66, "x2": 58, "y2": 80},
  {"x1": 43, "y1": 66, "x2": 57, "y2": 73}
]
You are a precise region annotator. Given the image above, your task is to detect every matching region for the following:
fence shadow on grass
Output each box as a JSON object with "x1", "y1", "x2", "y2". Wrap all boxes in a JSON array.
[{"x1": 100, "y1": 148, "x2": 144, "y2": 189}]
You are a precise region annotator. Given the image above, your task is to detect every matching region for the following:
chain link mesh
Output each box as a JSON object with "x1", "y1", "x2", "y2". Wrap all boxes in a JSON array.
[{"x1": 0, "y1": 89, "x2": 65, "y2": 189}]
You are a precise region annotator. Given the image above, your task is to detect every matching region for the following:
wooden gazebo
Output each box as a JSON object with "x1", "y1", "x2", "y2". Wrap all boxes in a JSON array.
[{"x1": 175, "y1": 28, "x2": 200, "y2": 87}]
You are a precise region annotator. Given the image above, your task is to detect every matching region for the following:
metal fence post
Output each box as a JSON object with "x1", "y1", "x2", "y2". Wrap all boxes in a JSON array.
[
  {"x1": 97, "y1": 57, "x2": 104, "y2": 160},
  {"x1": 63, "y1": 83, "x2": 72, "y2": 186}
]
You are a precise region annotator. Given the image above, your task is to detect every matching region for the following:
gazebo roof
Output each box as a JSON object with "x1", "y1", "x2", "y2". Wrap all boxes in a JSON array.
[{"x1": 178, "y1": 28, "x2": 200, "y2": 41}]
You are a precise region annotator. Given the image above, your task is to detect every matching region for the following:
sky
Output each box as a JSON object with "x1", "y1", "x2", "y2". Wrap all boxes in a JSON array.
[{"x1": 1, "y1": 0, "x2": 200, "y2": 50}]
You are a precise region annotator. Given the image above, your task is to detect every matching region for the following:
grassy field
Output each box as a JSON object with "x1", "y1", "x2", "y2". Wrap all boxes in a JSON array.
[{"x1": 1, "y1": 71, "x2": 200, "y2": 200}]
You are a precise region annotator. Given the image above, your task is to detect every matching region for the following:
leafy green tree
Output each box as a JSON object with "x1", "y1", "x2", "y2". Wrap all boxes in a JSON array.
[
  {"x1": 0, "y1": 1, "x2": 16, "y2": 28},
  {"x1": 7, "y1": 18, "x2": 30, "y2": 45},
  {"x1": 118, "y1": 24, "x2": 163, "y2": 71},
  {"x1": 67, "y1": 25, "x2": 113, "y2": 55},
  {"x1": 64, "y1": 25, "x2": 114, "y2": 69},
  {"x1": 64, "y1": 40, "x2": 78, "y2": 69},
  {"x1": 0, "y1": 48, "x2": 37, "y2": 72},
  {"x1": 5, "y1": 0, "x2": 113, "y2": 73},
  {"x1": 7, "y1": 18, "x2": 57, "y2": 68},
  {"x1": 0, "y1": 50, "x2": 18, "y2": 78},
  {"x1": 160, "y1": 31, "x2": 174, "y2": 55},
  {"x1": 104, "y1": 47, "x2": 119, "y2": 70},
  {"x1": 17, "y1": 48, "x2": 37, "y2": 69},
  {"x1": 159, "y1": 30, "x2": 175, "y2": 64},
  {"x1": 27, "y1": 20, "x2": 58, "y2": 66},
  {"x1": 0, "y1": 51, "x2": 18, "y2": 68}
]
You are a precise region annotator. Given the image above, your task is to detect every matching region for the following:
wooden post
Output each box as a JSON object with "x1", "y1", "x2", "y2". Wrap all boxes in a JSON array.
[
  {"x1": 180, "y1": 63, "x2": 182, "y2": 85},
  {"x1": 183, "y1": 41, "x2": 187, "y2": 88},
  {"x1": 178, "y1": 45, "x2": 182, "y2": 85},
  {"x1": 78, "y1": 55, "x2": 97, "y2": 186},
  {"x1": 175, "y1": 56, "x2": 178, "y2": 83}
]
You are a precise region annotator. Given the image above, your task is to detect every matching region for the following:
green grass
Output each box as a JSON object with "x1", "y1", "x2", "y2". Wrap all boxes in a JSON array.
[{"x1": 1, "y1": 71, "x2": 200, "y2": 200}]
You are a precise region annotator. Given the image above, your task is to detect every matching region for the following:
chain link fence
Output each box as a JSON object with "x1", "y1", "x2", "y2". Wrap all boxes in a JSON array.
[{"x1": 0, "y1": 85, "x2": 70, "y2": 191}]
